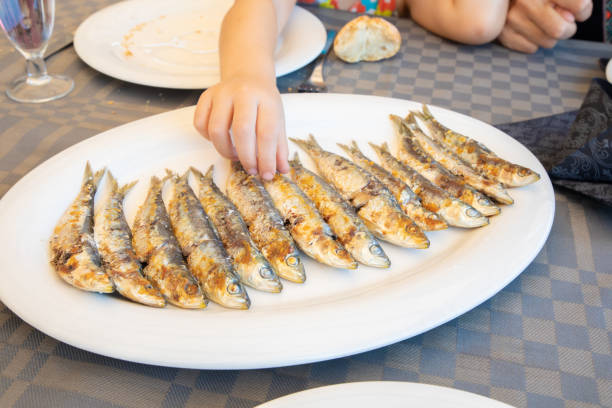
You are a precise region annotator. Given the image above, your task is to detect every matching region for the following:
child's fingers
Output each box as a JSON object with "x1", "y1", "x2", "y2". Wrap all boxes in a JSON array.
[
  {"x1": 276, "y1": 123, "x2": 289, "y2": 174},
  {"x1": 255, "y1": 102, "x2": 281, "y2": 180},
  {"x1": 208, "y1": 96, "x2": 237, "y2": 159},
  {"x1": 193, "y1": 92, "x2": 212, "y2": 140},
  {"x1": 232, "y1": 97, "x2": 259, "y2": 175},
  {"x1": 498, "y1": 26, "x2": 539, "y2": 54}
]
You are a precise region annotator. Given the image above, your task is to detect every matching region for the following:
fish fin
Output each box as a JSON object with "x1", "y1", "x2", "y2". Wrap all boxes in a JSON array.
[
  {"x1": 118, "y1": 180, "x2": 137, "y2": 199},
  {"x1": 164, "y1": 169, "x2": 177, "y2": 180},
  {"x1": 230, "y1": 160, "x2": 244, "y2": 173},
  {"x1": 336, "y1": 142, "x2": 351, "y2": 156}
]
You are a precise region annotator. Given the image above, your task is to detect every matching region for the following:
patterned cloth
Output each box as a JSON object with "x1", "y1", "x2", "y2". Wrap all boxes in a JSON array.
[
  {"x1": 497, "y1": 79, "x2": 612, "y2": 206},
  {"x1": 298, "y1": 0, "x2": 397, "y2": 16}
]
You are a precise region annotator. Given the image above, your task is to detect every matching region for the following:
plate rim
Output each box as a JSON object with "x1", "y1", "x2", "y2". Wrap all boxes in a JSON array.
[
  {"x1": 73, "y1": 0, "x2": 326, "y2": 89},
  {"x1": 255, "y1": 381, "x2": 515, "y2": 407},
  {"x1": 0, "y1": 93, "x2": 554, "y2": 369}
]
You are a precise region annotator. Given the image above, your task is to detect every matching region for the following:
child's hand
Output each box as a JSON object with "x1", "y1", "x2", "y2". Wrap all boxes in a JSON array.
[{"x1": 193, "y1": 74, "x2": 289, "y2": 180}]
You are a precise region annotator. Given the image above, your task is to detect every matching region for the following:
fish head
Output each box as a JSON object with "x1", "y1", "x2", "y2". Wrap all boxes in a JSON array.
[
  {"x1": 273, "y1": 251, "x2": 306, "y2": 283},
  {"x1": 211, "y1": 273, "x2": 251, "y2": 310},
  {"x1": 509, "y1": 167, "x2": 541, "y2": 187},
  {"x1": 354, "y1": 239, "x2": 391, "y2": 268},
  {"x1": 439, "y1": 200, "x2": 489, "y2": 228},
  {"x1": 246, "y1": 262, "x2": 283, "y2": 293}
]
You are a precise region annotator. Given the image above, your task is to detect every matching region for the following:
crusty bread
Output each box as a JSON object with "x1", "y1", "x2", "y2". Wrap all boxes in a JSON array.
[{"x1": 333, "y1": 15, "x2": 401, "y2": 63}]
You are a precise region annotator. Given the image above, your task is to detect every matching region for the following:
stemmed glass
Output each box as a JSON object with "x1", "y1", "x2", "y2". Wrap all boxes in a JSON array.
[{"x1": 0, "y1": 0, "x2": 73, "y2": 103}]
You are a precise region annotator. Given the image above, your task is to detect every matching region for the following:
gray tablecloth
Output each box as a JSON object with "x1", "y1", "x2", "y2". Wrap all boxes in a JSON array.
[{"x1": 0, "y1": 2, "x2": 611, "y2": 407}]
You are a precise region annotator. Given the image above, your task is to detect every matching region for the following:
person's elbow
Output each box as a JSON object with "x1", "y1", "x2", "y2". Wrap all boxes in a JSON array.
[{"x1": 456, "y1": 12, "x2": 506, "y2": 45}]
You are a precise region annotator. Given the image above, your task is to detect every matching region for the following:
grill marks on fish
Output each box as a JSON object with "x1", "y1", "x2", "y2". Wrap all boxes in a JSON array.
[
  {"x1": 263, "y1": 172, "x2": 358, "y2": 269},
  {"x1": 290, "y1": 135, "x2": 429, "y2": 249},
  {"x1": 192, "y1": 167, "x2": 283, "y2": 293},
  {"x1": 338, "y1": 141, "x2": 447, "y2": 232},
  {"x1": 370, "y1": 142, "x2": 489, "y2": 228},
  {"x1": 414, "y1": 105, "x2": 540, "y2": 187},
  {"x1": 289, "y1": 154, "x2": 390, "y2": 268},
  {"x1": 390, "y1": 115, "x2": 501, "y2": 218},
  {"x1": 226, "y1": 162, "x2": 305, "y2": 283},
  {"x1": 49, "y1": 163, "x2": 114, "y2": 293},
  {"x1": 404, "y1": 114, "x2": 513, "y2": 205},
  {"x1": 132, "y1": 176, "x2": 206, "y2": 309},
  {"x1": 93, "y1": 172, "x2": 165, "y2": 307},
  {"x1": 165, "y1": 171, "x2": 250, "y2": 309}
]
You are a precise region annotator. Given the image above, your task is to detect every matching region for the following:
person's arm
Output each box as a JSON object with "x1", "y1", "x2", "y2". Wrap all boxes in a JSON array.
[
  {"x1": 497, "y1": 0, "x2": 592, "y2": 54},
  {"x1": 193, "y1": 0, "x2": 296, "y2": 180},
  {"x1": 407, "y1": 0, "x2": 509, "y2": 45}
]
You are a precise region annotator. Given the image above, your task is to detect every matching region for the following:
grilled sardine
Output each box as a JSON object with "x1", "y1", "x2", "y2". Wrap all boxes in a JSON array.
[
  {"x1": 192, "y1": 167, "x2": 282, "y2": 293},
  {"x1": 414, "y1": 105, "x2": 540, "y2": 187},
  {"x1": 391, "y1": 115, "x2": 500, "y2": 217},
  {"x1": 289, "y1": 153, "x2": 390, "y2": 268},
  {"x1": 263, "y1": 172, "x2": 358, "y2": 269},
  {"x1": 370, "y1": 142, "x2": 489, "y2": 228},
  {"x1": 49, "y1": 163, "x2": 114, "y2": 293},
  {"x1": 166, "y1": 171, "x2": 250, "y2": 309},
  {"x1": 338, "y1": 141, "x2": 447, "y2": 232},
  {"x1": 290, "y1": 135, "x2": 429, "y2": 249},
  {"x1": 404, "y1": 114, "x2": 513, "y2": 205},
  {"x1": 94, "y1": 173, "x2": 165, "y2": 307},
  {"x1": 226, "y1": 162, "x2": 305, "y2": 283},
  {"x1": 132, "y1": 176, "x2": 206, "y2": 309}
]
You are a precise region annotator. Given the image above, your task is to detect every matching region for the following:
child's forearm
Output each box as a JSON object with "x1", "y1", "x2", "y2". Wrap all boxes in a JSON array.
[
  {"x1": 408, "y1": 0, "x2": 509, "y2": 45},
  {"x1": 220, "y1": 0, "x2": 296, "y2": 83}
]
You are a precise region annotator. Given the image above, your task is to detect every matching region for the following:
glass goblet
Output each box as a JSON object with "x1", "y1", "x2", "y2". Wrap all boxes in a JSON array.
[{"x1": 0, "y1": 0, "x2": 74, "y2": 103}]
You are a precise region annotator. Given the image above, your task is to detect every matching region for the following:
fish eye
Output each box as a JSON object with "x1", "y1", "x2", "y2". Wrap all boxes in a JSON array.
[
  {"x1": 227, "y1": 281, "x2": 242, "y2": 295},
  {"x1": 466, "y1": 208, "x2": 480, "y2": 217},
  {"x1": 478, "y1": 198, "x2": 491, "y2": 206},
  {"x1": 369, "y1": 244, "x2": 384, "y2": 256},
  {"x1": 285, "y1": 255, "x2": 300, "y2": 266},
  {"x1": 335, "y1": 248, "x2": 346, "y2": 255},
  {"x1": 519, "y1": 169, "x2": 530, "y2": 176},
  {"x1": 259, "y1": 266, "x2": 274, "y2": 279}
]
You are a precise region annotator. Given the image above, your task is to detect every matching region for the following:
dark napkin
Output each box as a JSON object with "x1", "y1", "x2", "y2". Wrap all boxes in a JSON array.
[{"x1": 496, "y1": 78, "x2": 612, "y2": 206}]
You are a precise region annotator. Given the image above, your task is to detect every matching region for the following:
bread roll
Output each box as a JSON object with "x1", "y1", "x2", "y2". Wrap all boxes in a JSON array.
[{"x1": 333, "y1": 15, "x2": 401, "y2": 63}]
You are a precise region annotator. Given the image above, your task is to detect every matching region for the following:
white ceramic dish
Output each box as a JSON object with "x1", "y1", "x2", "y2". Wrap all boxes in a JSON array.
[
  {"x1": 0, "y1": 94, "x2": 554, "y2": 369},
  {"x1": 256, "y1": 381, "x2": 515, "y2": 408},
  {"x1": 74, "y1": 0, "x2": 326, "y2": 89},
  {"x1": 606, "y1": 58, "x2": 612, "y2": 84}
]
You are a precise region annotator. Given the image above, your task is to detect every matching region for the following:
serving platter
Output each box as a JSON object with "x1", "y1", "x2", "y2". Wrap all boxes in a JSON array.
[
  {"x1": 74, "y1": 0, "x2": 326, "y2": 89},
  {"x1": 0, "y1": 94, "x2": 554, "y2": 369},
  {"x1": 256, "y1": 381, "x2": 515, "y2": 408}
]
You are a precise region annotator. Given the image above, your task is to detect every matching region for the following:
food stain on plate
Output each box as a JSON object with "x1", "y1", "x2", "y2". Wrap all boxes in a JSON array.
[{"x1": 111, "y1": 12, "x2": 222, "y2": 75}]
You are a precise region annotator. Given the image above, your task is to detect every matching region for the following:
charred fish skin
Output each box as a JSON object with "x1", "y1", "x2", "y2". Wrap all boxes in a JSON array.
[
  {"x1": 193, "y1": 167, "x2": 283, "y2": 293},
  {"x1": 390, "y1": 115, "x2": 501, "y2": 218},
  {"x1": 93, "y1": 172, "x2": 165, "y2": 307},
  {"x1": 289, "y1": 154, "x2": 390, "y2": 268},
  {"x1": 370, "y1": 142, "x2": 489, "y2": 229},
  {"x1": 337, "y1": 141, "x2": 447, "y2": 232},
  {"x1": 263, "y1": 172, "x2": 358, "y2": 269},
  {"x1": 165, "y1": 171, "x2": 250, "y2": 310},
  {"x1": 226, "y1": 162, "x2": 305, "y2": 283},
  {"x1": 132, "y1": 176, "x2": 206, "y2": 309},
  {"x1": 414, "y1": 105, "x2": 540, "y2": 187},
  {"x1": 49, "y1": 163, "x2": 114, "y2": 293},
  {"x1": 404, "y1": 114, "x2": 514, "y2": 205},
  {"x1": 290, "y1": 135, "x2": 429, "y2": 249}
]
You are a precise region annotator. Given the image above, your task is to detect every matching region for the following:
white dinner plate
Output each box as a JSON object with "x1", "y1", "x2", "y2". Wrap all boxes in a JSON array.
[
  {"x1": 0, "y1": 94, "x2": 554, "y2": 369},
  {"x1": 606, "y1": 59, "x2": 612, "y2": 84},
  {"x1": 256, "y1": 381, "x2": 515, "y2": 408},
  {"x1": 74, "y1": 0, "x2": 326, "y2": 89}
]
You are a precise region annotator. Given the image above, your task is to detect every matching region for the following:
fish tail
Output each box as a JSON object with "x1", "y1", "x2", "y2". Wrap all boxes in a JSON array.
[
  {"x1": 336, "y1": 142, "x2": 351, "y2": 156},
  {"x1": 106, "y1": 171, "x2": 119, "y2": 193},
  {"x1": 230, "y1": 160, "x2": 244, "y2": 173},
  {"x1": 289, "y1": 134, "x2": 323, "y2": 154},
  {"x1": 288, "y1": 152, "x2": 301, "y2": 167},
  {"x1": 188, "y1": 166, "x2": 204, "y2": 181},
  {"x1": 93, "y1": 169, "x2": 106, "y2": 189},
  {"x1": 421, "y1": 104, "x2": 433, "y2": 120},
  {"x1": 149, "y1": 175, "x2": 163, "y2": 192},
  {"x1": 204, "y1": 165, "x2": 214, "y2": 180},
  {"x1": 118, "y1": 180, "x2": 137, "y2": 199},
  {"x1": 404, "y1": 112, "x2": 417, "y2": 125}
]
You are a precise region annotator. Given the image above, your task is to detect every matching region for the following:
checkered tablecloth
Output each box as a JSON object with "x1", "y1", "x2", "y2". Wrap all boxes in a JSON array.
[{"x1": 0, "y1": 2, "x2": 611, "y2": 407}]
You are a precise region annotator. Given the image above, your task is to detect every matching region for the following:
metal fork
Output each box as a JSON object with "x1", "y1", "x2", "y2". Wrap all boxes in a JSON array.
[{"x1": 297, "y1": 29, "x2": 336, "y2": 93}]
